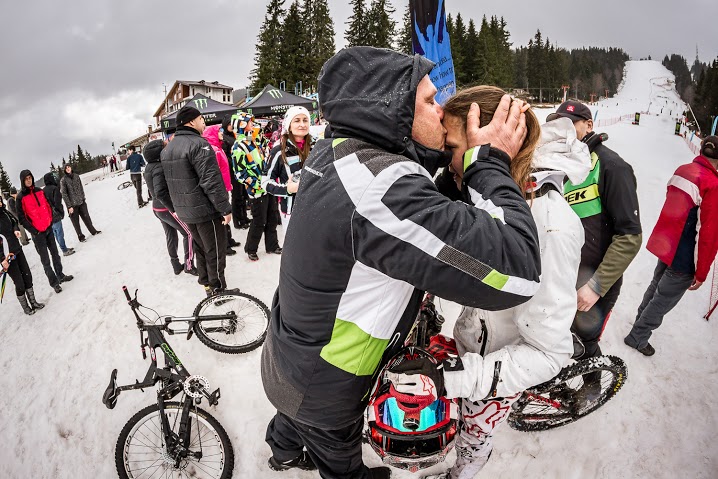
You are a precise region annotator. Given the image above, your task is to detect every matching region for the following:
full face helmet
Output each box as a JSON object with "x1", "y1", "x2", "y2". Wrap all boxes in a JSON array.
[{"x1": 366, "y1": 344, "x2": 459, "y2": 473}]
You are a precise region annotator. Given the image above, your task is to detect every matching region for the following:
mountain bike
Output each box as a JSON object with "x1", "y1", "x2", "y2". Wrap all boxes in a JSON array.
[{"x1": 102, "y1": 286, "x2": 237, "y2": 478}]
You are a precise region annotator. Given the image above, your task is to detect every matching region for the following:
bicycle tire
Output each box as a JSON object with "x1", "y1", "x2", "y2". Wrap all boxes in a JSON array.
[
  {"x1": 192, "y1": 292, "x2": 269, "y2": 354},
  {"x1": 115, "y1": 402, "x2": 234, "y2": 479},
  {"x1": 117, "y1": 181, "x2": 132, "y2": 190},
  {"x1": 508, "y1": 355, "x2": 627, "y2": 431}
]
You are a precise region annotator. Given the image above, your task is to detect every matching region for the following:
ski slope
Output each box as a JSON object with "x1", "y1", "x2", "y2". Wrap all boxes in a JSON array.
[{"x1": 0, "y1": 60, "x2": 716, "y2": 478}]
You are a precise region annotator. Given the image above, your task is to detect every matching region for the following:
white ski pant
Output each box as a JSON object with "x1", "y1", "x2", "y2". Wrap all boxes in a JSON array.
[{"x1": 450, "y1": 393, "x2": 521, "y2": 479}]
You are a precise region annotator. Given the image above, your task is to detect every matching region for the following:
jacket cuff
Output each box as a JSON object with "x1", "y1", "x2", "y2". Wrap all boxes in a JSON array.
[
  {"x1": 463, "y1": 145, "x2": 511, "y2": 172},
  {"x1": 586, "y1": 277, "x2": 603, "y2": 296}
]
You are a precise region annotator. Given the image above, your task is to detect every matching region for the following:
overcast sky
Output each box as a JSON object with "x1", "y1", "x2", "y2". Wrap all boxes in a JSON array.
[{"x1": 1, "y1": 0, "x2": 715, "y2": 183}]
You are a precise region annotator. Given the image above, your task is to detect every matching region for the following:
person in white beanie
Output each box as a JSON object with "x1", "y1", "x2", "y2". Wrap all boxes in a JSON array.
[
  {"x1": 262, "y1": 106, "x2": 312, "y2": 231},
  {"x1": 410, "y1": 87, "x2": 590, "y2": 479}
]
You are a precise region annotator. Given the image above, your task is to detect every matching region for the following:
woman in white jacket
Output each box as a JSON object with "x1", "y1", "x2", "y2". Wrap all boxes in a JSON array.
[{"x1": 430, "y1": 88, "x2": 591, "y2": 479}]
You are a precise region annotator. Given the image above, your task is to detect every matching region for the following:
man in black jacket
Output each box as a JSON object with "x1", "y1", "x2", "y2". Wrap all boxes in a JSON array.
[
  {"x1": 161, "y1": 106, "x2": 237, "y2": 296},
  {"x1": 43, "y1": 172, "x2": 75, "y2": 257},
  {"x1": 222, "y1": 115, "x2": 250, "y2": 229},
  {"x1": 549, "y1": 101, "x2": 642, "y2": 361},
  {"x1": 261, "y1": 47, "x2": 540, "y2": 479},
  {"x1": 60, "y1": 165, "x2": 101, "y2": 242}
]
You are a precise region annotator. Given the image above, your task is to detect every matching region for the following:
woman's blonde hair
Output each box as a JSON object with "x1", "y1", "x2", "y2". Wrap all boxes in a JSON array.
[{"x1": 443, "y1": 86, "x2": 541, "y2": 199}]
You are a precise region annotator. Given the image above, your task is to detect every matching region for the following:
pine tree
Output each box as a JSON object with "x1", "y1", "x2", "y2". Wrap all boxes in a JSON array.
[
  {"x1": 0, "y1": 161, "x2": 13, "y2": 195},
  {"x1": 278, "y1": 1, "x2": 305, "y2": 89},
  {"x1": 345, "y1": 0, "x2": 366, "y2": 47},
  {"x1": 250, "y1": 0, "x2": 286, "y2": 91},
  {"x1": 451, "y1": 13, "x2": 466, "y2": 85},
  {"x1": 396, "y1": 2, "x2": 413, "y2": 55},
  {"x1": 365, "y1": 0, "x2": 396, "y2": 49},
  {"x1": 302, "y1": 0, "x2": 335, "y2": 91},
  {"x1": 462, "y1": 19, "x2": 479, "y2": 86}
]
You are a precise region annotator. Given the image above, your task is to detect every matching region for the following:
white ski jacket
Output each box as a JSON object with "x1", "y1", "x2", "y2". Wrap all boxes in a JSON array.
[{"x1": 444, "y1": 118, "x2": 592, "y2": 401}]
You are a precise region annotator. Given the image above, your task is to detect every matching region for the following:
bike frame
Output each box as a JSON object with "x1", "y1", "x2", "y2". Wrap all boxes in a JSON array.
[{"x1": 104, "y1": 287, "x2": 225, "y2": 467}]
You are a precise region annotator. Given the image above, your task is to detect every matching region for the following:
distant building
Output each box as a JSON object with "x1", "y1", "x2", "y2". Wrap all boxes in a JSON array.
[
  {"x1": 153, "y1": 80, "x2": 233, "y2": 128},
  {"x1": 232, "y1": 88, "x2": 248, "y2": 106}
]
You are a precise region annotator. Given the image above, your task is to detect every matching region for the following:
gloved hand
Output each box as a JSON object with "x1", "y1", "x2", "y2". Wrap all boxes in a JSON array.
[{"x1": 386, "y1": 357, "x2": 445, "y2": 401}]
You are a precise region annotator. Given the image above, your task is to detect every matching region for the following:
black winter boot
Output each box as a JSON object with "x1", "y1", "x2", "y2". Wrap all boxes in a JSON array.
[
  {"x1": 267, "y1": 451, "x2": 316, "y2": 471},
  {"x1": 171, "y1": 259, "x2": 183, "y2": 275},
  {"x1": 18, "y1": 295, "x2": 35, "y2": 315},
  {"x1": 26, "y1": 288, "x2": 45, "y2": 310}
]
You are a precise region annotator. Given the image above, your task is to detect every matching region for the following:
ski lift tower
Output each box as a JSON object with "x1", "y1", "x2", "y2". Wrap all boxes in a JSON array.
[{"x1": 561, "y1": 85, "x2": 570, "y2": 103}]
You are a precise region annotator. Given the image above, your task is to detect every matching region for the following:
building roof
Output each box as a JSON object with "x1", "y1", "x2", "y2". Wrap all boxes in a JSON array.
[{"x1": 153, "y1": 80, "x2": 233, "y2": 117}]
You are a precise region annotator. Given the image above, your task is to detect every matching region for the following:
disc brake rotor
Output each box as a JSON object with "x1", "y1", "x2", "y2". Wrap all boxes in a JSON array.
[{"x1": 183, "y1": 375, "x2": 209, "y2": 398}]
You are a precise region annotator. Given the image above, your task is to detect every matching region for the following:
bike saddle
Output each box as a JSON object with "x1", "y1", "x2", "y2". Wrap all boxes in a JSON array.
[{"x1": 102, "y1": 369, "x2": 120, "y2": 409}]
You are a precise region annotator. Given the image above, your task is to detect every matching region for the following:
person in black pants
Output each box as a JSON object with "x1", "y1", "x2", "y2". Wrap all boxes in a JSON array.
[
  {"x1": 60, "y1": 164, "x2": 101, "y2": 242},
  {"x1": 161, "y1": 106, "x2": 238, "y2": 297},
  {"x1": 16, "y1": 170, "x2": 74, "y2": 293},
  {"x1": 231, "y1": 113, "x2": 281, "y2": 261},
  {"x1": 0, "y1": 197, "x2": 44, "y2": 315},
  {"x1": 126, "y1": 146, "x2": 148, "y2": 208},
  {"x1": 222, "y1": 116, "x2": 250, "y2": 229},
  {"x1": 143, "y1": 139, "x2": 197, "y2": 276}
]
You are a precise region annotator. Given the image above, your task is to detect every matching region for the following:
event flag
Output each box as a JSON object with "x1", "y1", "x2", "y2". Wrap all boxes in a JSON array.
[{"x1": 410, "y1": 0, "x2": 456, "y2": 105}]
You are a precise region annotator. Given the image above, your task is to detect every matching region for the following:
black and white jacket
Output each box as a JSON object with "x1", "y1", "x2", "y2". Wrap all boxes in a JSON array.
[
  {"x1": 261, "y1": 46, "x2": 542, "y2": 430},
  {"x1": 262, "y1": 141, "x2": 306, "y2": 215}
]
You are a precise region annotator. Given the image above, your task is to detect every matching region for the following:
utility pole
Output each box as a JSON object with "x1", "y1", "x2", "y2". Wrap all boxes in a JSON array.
[{"x1": 561, "y1": 85, "x2": 570, "y2": 103}]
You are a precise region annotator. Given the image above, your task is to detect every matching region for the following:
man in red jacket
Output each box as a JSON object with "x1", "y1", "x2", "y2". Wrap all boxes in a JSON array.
[
  {"x1": 16, "y1": 170, "x2": 74, "y2": 294},
  {"x1": 625, "y1": 136, "x2": 718, "y2": 356}
]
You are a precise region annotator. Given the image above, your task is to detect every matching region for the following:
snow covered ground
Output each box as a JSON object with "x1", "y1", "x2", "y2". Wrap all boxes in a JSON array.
[{"x1": 1, "y1": 60, "x2": 716, "y2": 478}]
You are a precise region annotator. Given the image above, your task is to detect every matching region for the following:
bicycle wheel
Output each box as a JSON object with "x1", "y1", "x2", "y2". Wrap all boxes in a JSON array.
[
  {"x1": 117, "y1": 181, "x2": 132, "y2": 190},
  {"x1": 192, "y1": 292, "x2": 269, "y2": 354},
  {"x1": 115, "y1": 402, "x2": 234, "y2": 479},
  {"x1": 508, "y1": 355, "x2": 627, "y2": 431}
]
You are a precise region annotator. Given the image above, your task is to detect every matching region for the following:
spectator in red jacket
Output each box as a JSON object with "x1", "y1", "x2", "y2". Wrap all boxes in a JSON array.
[
  {"x1": 16, "y1": 170, "x2": 74, "y2": 294},
  {"x1": 625, "y1": 136, "x2": 718, "y2": 356}
]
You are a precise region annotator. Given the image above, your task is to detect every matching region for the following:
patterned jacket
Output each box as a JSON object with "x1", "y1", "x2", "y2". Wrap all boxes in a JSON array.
[{"x1": 231, "y1": 133, "x2": 265, "y2": 198}]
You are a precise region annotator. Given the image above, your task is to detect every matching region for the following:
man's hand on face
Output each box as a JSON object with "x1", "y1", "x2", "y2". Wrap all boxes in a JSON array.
[{"x1": 466, "y1": 95, "x2": 529, "y2": 160}]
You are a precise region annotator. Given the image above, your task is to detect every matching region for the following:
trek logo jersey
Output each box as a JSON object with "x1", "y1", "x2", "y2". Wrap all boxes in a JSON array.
[{"x1": 564, "y1": 152, "x2": 601, "y2": 219}]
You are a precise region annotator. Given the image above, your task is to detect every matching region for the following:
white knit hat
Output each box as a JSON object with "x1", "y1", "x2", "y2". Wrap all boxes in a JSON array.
[{"x1": 282, "y1": 106, "x2": 311, "y2": 135}]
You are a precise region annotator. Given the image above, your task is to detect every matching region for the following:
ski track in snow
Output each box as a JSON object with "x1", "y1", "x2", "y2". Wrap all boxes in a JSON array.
[{"x1": 1, "y1": 61, "x2": 716, "y2": 478}]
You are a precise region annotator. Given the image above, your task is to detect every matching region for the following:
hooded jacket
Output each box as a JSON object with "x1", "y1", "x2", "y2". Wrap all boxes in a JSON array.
[
  {"x1": 143, "y1": 140, "x2": 174, "y2": 212},
  {"x1": 202, "y1": 124, "x2": 232, "y2": 192},
  {"x1": 261, "y1": 46, "x2": 542, "y2": 429},
  {"x1": 646, "y1": 154, "x2": 718, "y2": 282},
  {"x1": 447, "y1": 118, "x2": 589, "y2": 400},
  {"x1": 160, "y1": 126, "x2": 231, "y2": 224},
  {"x1": 16, "y1": 170, "x2": 54, "y2": 235},
  {"x1": 43, "y1": 172, "x2": 64, "y2": 221},
  {"x1": 60, "y1": 170, "x2": 86, "y2": 208}
]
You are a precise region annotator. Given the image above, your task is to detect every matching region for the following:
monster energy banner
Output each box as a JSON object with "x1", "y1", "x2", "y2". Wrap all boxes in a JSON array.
[
  {"x1": 410, "y1": 0, "x2": 456, "y2": 104},
  {"x1": 238, "y1": 84, "x2": 316, "y2": 117},
  {"x1": 161, "y1": 93, "x2": 239, "y2": 130}
]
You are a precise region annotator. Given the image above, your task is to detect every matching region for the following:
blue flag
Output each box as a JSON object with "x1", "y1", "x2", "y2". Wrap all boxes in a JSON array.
[{"x1": 411, "y1": 0, "x2": 456, "y2": 105}]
